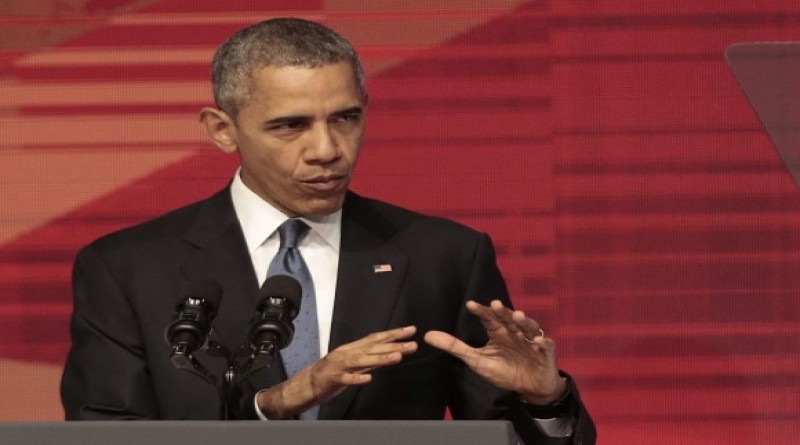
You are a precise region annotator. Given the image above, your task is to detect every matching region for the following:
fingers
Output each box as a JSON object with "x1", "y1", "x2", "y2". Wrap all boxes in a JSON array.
[
  {"x1": 337, "y1": 340, "x2": 417, "y2": 371},
  {"x1": 464, "y1": 300, "x2": 505, "y2": 333},
  {"x1": 424, "y1": 330, "x2": 487, "y2": 372},
  {"x1": 270, "y1": 326, "x2": 420, "y2": 417},
  {"x1": 466, "y1": 300, "x2": 556, "y2": 358},
  {"x1": 423, "y1": 330, "x2": 472, "y2": 359},
  {"x1": 348, "y1": 325, "x2": 417, "y2": 349},
  {"x1": 327, "y1": 325, "x2": 418, "y2": 373},
  {"x1": 512, "y1": 309, "x2": 545, "y2": 344},
  {"x1": 466, "y1": 300, "x2": 543, "y2": 340}
]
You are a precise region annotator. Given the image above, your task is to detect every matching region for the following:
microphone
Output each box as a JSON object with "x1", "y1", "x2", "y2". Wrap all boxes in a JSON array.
[
  {"x1": 165, "y1": 278, "x2": 223, "y2": 369},
  {"x1": 247, "y1": 275, "x2": 302, "y2": 368}
]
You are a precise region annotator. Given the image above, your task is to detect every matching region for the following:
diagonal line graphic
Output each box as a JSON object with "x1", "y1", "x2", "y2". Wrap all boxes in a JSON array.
[{"x1": 0, "y1": 1, "x2": 536, "y2": 369}]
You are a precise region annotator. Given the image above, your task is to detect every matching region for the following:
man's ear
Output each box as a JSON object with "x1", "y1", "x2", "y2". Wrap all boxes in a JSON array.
[{"x1": 200, "y1": 107, "x2": 238, "y2": 154}]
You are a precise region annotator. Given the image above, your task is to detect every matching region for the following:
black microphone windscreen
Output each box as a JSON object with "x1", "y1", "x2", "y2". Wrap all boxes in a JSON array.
[
  {"x1": 259, "y1": 274, "x2": 302, "y2": 312},
  {"x1": 176, "y1": 277, "x2": 223, "y2": 314}
]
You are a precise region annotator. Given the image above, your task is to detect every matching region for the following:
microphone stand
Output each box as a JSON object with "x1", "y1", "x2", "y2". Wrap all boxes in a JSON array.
[
  {"x1": 212, "y1": 341, "x2": 259, "y2": 420},
  {"x1": 170, "y1": 342, "x2": 231, "y2": 420},
  {"x1": 236, "y1": 342, "x2": 278, "y2": 382},
  {"x1": 177, "y1": 337, "x2": 280, "y2": 419},
  {"x1": 169, "y1": 322, "x2": 289, "y2": 419}
]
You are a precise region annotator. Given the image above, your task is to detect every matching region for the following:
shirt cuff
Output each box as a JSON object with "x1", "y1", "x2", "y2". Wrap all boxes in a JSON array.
[
  {"x1": 254, "y1": 389, "x2": 269, "y2": 421},
  {"x1": 532, "y1": 416, "x2": 574, "y2": 438}
]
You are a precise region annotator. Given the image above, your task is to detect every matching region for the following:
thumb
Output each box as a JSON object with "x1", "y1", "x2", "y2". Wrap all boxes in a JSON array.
[{"x1": 424, "y1": 331, "x2": 474, "y2": 361}]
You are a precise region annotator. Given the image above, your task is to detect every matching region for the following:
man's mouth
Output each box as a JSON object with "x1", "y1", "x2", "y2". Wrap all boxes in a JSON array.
[{"x1": 301, "y1": 174, "x2": 347, "y2": 192}]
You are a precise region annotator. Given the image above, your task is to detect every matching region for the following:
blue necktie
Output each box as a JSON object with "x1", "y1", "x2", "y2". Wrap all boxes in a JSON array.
[{"x1": 267, "y1": 219, "x2": 320, "y2": 420}]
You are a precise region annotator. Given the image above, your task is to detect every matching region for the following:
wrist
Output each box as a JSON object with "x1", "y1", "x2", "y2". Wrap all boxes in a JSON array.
[
  {"x1": 257, "y1": 371, "x2": 321, "y2": 420},
  {"x1": 518, "y1": 377, "x2": 572, "y2": 419},
  {"x1": 519, "y1": 376, "x2": 568, "y2": 406},
  {"x1": 257, "y1": 384, "x2": 292, "y2": 420}
]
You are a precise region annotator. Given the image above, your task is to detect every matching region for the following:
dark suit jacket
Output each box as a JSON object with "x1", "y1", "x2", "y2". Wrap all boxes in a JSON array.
[{"x1": 61, "y1": 188, "x2": 595, "y2": 445}]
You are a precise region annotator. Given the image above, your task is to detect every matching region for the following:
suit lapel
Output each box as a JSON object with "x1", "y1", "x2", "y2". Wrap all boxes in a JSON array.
[
  {"x1": 179, "y1": 189, "x2": 287, "y2": 388},
  {"x1": 321, "y1": 193, "x2": 408, "y2": 419}
]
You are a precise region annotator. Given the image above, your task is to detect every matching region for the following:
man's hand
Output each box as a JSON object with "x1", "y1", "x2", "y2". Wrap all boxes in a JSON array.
[
  {"x1": 257, "y1": 325, "x2": 418, "y2": 419},
  {"x1": 424, "y1": 300, "x2": 566, "y2": 405}
]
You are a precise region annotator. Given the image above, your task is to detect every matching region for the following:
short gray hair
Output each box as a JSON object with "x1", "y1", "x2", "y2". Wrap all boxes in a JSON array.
[{"x1": 211, "y1": 17, "x2": 365, "y2": 117}]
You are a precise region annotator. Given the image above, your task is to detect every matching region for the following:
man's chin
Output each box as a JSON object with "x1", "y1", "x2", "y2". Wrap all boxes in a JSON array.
[{"x1": 296, "y1": 194, "x2": 347, "y2": 217}]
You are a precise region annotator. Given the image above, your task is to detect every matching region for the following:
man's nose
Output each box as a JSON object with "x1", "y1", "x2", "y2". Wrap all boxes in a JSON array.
[{"x1": 306, "y1": 124, "x2": 341, "y2": 164}]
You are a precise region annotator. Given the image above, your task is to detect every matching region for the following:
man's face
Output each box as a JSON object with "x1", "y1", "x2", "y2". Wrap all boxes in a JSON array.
[{"x1": 218, "y1": 62, "x2": 366, "y2": 217}]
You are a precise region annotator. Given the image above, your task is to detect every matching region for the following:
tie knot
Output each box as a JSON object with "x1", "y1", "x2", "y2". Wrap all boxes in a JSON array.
[{"x1": 277, "y1": 219, "x2": 309, "y2": 248}]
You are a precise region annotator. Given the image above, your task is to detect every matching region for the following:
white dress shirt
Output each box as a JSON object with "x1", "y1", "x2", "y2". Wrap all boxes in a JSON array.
[{"x1": 230, "y1": 171, "x2": 340, "y2": 356}]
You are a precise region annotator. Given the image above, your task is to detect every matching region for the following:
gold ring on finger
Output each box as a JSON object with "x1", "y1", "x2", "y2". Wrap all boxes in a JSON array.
[{"x1": 521, "y1": 328, "x2": 545, "y2": 343}]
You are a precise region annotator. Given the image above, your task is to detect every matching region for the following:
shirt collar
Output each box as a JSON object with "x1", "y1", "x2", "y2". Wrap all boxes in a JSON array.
[{"x1": 230, "y1": 169, "x2": 342, "y2": 253}]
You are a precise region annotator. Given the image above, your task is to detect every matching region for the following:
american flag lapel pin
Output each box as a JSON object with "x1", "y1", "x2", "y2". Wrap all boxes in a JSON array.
[{"x1": 373, "y1": 264, "x2": 393, "y2": 273}]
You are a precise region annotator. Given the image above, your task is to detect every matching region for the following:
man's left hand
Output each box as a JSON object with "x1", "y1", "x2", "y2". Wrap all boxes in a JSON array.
[{"x1": 424, "y1": 299, "x2": 567, "y2": 405}]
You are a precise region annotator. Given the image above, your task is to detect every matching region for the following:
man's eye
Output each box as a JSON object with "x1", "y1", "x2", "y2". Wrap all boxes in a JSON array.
[
  {"x1": 271, "y1": 121, "x2": 306, "y2": 131},
  {"x1": 335, "y1": 113, "x2": 361, "y2": 124}
]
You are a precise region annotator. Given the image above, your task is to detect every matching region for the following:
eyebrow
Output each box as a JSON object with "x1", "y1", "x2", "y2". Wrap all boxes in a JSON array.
[
  {"x1": 262, "y1": 115, "x2": 309, "y2": 128},
  {"x1": 262, "y1": 106, "x2": 364, "y2": 128},
  {"x1": 330, "y1": 106, "x2": 364, "y2": 117}
]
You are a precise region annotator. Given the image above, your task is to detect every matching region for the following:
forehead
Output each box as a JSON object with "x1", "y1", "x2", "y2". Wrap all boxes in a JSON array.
[{"x1": 243, "y1": 62, "x2": 362, "y2": 109}]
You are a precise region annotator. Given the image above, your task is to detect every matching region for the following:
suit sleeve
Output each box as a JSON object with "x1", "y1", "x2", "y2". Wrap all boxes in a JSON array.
[
  {"x1": 60, "y1": 244, "x2": 159, "y2": 419},
  {"x1": 451, "y1": 233, "x2": 596, "y2": 445}
]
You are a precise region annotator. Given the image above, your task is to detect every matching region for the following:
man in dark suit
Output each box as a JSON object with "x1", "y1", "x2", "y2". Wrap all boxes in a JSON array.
[{"x1": 61, "y1": 18, "x2": 596, "y2": 445}]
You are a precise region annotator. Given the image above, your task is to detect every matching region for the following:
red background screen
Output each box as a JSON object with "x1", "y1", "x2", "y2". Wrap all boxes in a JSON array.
[{"x1": 2, "y1": 1, "x2": 800, "y2": 443}]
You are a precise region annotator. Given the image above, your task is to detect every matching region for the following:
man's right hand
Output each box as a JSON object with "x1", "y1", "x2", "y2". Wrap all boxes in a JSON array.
[{"x1": 256, "y1": 325, "x2": 418, "y2": 419}]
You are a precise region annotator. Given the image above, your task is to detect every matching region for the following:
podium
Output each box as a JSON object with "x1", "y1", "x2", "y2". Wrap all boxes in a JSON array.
[{"x1": 0, "y1": 420, "x2": 515, "y2": 445}]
